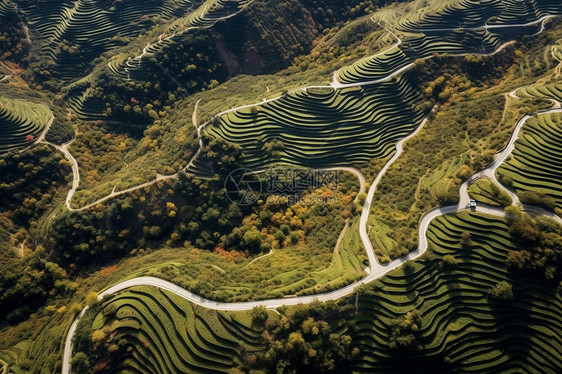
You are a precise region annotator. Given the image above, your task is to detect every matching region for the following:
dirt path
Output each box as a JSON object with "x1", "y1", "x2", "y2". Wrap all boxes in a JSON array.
[
  {"x1": 192, "y1": 99, "x2": 200, "y2": 128},
  {"x1": 244, "y1": 249, "x2": 273, "y2": 268},
  {"x1": 333, "y1": 219, "x2": 349, "y2": 257}
]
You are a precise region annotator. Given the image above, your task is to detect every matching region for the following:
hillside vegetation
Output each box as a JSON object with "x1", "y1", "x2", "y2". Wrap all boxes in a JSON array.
[{"x1": 1, "y1": 0, "x2": 562, "y2": 373}]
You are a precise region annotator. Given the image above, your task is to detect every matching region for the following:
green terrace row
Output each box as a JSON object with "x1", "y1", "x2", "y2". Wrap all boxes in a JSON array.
[
  {"x1": 7, "y1": 0, "x2": 193, "y2": 80},
  {"x1": 497, "y1": 111, "x2": 562, "y2": 210},
  {"x1": 349, "y1": 211, "x2": 562, "y2": 373},
  {"x1": 393, "y1": 0, "x2": 562, "y2": 33},
  {"x1": 515, "y1": 82, "x2": 562, "y2": 103},
  {"x1": 338, "y1": 0, "x2": 562, "y2": 85},
  {"x1": 66, "y1": 91, "x2": 108, "y2": 122},
  {"x1": 0, "y1": 96, "x2": 50, "y2": 154},
  {"x1": 82, "y1": 212, "x2": 562, "y2": 373},
  {"x1": 0, "y1": 311, "x2": 70, "y2": 373},
  {"x1": 338, "y1": 28, "x2": 503, "y2": 84},
  {"x1": 88, "y1": 286, "x2": 263, "y2": 373},
  {"x1": 109, "y1": 0, "x2": 252, "y2": 80},
  {"x1": 0, "y1": 0, "x2": 14, "y2": 19},
  {"x1": 203, "y1": 81, "x2": 424, "y2": 169}
]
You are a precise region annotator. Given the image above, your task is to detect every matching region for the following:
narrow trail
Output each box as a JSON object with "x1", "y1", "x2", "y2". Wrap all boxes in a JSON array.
[
  {"x1": 244, "y1": 249, "x2": 273, "y2": 268},
  {"x1": 192, "y1": 99, "x2": 201, "y2": 128},
  {"x1": 333, "y1": 219, "x2": 350, "y2": 258}
]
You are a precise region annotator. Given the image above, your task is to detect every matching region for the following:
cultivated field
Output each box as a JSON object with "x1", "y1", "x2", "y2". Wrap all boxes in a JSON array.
[{"x1": 0, "y1": 97, "x2": 50, "y2": 153}]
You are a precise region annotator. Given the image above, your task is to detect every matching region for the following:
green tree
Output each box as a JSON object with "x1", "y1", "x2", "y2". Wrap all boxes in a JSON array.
[
  {"x1": 243, "y1": 229, "x2": 262, "y2": 251},
  {"x1": 460, "y1": 231, "x2": 472, "y2": 249},
  {"x1": 389, "y1": 309, "x2": 422, "y2": 350},
  {"x1": 70, "y1": 352, "x2": 90, "y2": 373},
  {"x1": 442, "y1": 254, "x2": 458, "y2": 266},
  {"x1": 251, "y1": 305, "x2": 268, "y2": 326},
  {"x1": 489, "y1": 281, "x2": 513, "y2": 300},
  {"x1": 85, "y1": 292, "x2": 99, "y2": 307}
]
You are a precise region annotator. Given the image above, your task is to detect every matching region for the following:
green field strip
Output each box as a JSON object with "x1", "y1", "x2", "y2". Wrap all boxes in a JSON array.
[
  {"x1": 516, "y1": 82, "x2": 562, "y2": 102},
  {"x1": 18, "y1": 0, "x2": 196, "y2": 80},
  {"x1": 339, "y1": 0, "x2": 562, "y2": 85}
]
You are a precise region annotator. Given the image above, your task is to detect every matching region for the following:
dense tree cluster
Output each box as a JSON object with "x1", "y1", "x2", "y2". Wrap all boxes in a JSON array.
[
  {"x1": 0, "y1": 247, "x2": 70, "y2": 325},
  {"x1": 248, "y1": 302, "x2": 355, "y2": 373},
  {"x1": 0, "y1": 17, "x2": 30, "y2": 65},
  {"x1": 506, "y1": 207, "x2": 562, "y2": 282},
  {"x1": 0, "y1": 145, "x2": 69, "y2": 229},
  {"x1": 388, "y1": 309, "x2": 422, "y2": 350},
  {"x1": 45, "y1": 108, "x2": 74, "y2": 145},
  {"x1": 77, "y1": 30, "x2": 227, "y2": 124}
]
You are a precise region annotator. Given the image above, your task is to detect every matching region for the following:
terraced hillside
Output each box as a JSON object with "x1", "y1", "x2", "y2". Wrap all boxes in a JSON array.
[
  {"x1": 108, "y1": 0, "x2": 253, "y2": 80},
  {"x1": 202, "y1": 81, "x2": 424, "y2": 170},
  {"x1": 72, "y1": 212, "x2": 562, "y2": 373},
  {"x1": 1, "y1": 0, "x2": 195, "y2": 80},
  {"x1": 515, "y1": 82, "x2": 562, "y2": 102},
  {"x1": 0, "y1": 97, "x2": 50, "y2": 154},
  {"x1": 381, "y1": 0, "x2": 562, "y2": 32},
  {"x1": 497, "y1": 111, "x2": 562, "y2": 210},
  {"x1": 338, "y1": 0, "x2": 562, "y2": 84},
  {"x1": 350, "y1": 211, "x2": 562, "y2": 373},
  {"x1": 338, "y1": 28, "x2": 505, "y2": 84},
  {"x1": 80, "y1": 286, "x2": 264, "y2": 373},
  {"x1": 467, "y1": 177, "x2": 512, "y2": 206}
]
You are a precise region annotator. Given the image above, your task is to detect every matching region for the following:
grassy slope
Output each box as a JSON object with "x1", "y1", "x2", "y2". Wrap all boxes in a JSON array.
[{"x1": 467, "y1": 177, "x2": 512, "y2": 207}]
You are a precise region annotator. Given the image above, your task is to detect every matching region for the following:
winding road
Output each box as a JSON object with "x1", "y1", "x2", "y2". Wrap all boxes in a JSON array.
[
  {"x1": 59, "y1": 15, "x2": 558, "y2": 211},
  {"x1": 58, "y1": 13, "x2": 562, "y2": 374}
]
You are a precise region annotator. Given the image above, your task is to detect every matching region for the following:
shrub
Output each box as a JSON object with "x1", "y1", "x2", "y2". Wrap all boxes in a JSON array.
[
  {"x1": 356, "y1": 192, "x2": 367, "y2": 206},
  {"x1": 251, "y1": 305, "x2": 268, "y2": 326},
  {"x1": 442, "y1": 254, "x2": 458, "y2": 266},
  {"x1": 519, "y1": 191, "x2": 556, "y2": 211},
  {"x1": 85, "y1": 291, "x2": 99, "y2": 307},
  {"x1": 389, "y1": 309, "x2": 422, "y2": 350},
  {"x1": 403, "y1": 260, "x2": 415, "y2": 273},
  {"x1": 460, "y1": 231, "x2": 472, "y2": 249},
  {"x1": 489, "y1": 281, "x2": 513, "y2": 300}
]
